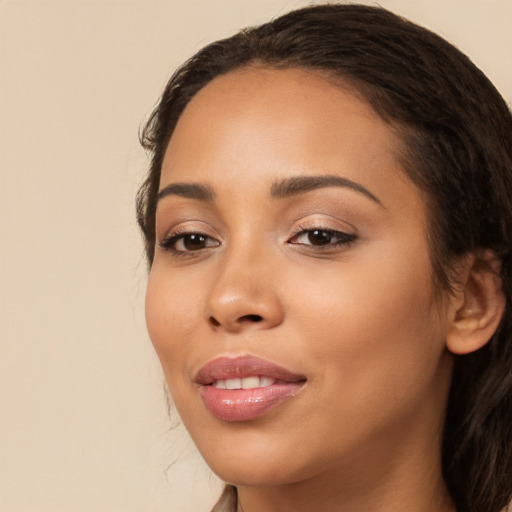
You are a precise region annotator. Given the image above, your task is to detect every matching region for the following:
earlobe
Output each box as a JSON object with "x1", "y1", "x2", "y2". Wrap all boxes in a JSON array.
[{"x1": 446, "y1": 250, "x2": 506, "y2": 355}]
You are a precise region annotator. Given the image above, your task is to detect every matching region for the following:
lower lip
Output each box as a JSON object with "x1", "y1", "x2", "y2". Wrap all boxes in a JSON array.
[{"x1": 200, "y1": 383, "x2": 304, "y2": 422}]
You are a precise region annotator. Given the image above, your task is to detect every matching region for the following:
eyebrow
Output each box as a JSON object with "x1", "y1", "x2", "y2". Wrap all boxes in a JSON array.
[
  {"x1": 157, "y1": 182, "x2": 215, "y2": 202},
  {"x1": 157, "y1": 174, "x2": 383, "y2": 207},
  {"x1": 270, "y1": 175, "x2": 383, "y2": 206}
]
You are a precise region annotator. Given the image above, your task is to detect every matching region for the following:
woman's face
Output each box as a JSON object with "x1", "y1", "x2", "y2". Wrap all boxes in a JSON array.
[{"x1": 146, "y1": 68, "x2": 455, "y2": 487}]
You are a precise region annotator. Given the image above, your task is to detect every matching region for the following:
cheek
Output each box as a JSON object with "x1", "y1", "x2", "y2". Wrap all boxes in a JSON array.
[
  {"x1": 145, "y1": 266, "x2": 203, "y2": 376},
  {"x1": 285, "y1": 242, "x2": 447, "y2": 408},
  {"x1": 290, "y1": 245, "x2": 437, "y2": 332}
]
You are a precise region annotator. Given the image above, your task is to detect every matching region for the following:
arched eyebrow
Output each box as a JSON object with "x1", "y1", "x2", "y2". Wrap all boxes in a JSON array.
[
  {"x1": 157, "y1": 182, "x2": 215, "y2": 202},
  {"x1": 270, "y1": 175, "x2": 383, "y2": 207},
  {"x1": 157, "y1": 174, "x2": 383, "y2": 207}
]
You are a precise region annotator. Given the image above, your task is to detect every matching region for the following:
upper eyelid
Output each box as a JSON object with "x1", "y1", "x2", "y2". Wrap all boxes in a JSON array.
[
  {"x1": 292, "y1": 226, "x2": 352, "y2": 235},
  {"x1": 157, "y1": 220, "x2": 220, "y2": 240},
  {"x1": 289, "y1": 227, "x2": 357, "y2": 241},
  {"x1": 154, "y1": 204, "x2": 224, "y2": 235},
  {"x1": 289, "y1": 217, "x2": 357, "y2": 236}
]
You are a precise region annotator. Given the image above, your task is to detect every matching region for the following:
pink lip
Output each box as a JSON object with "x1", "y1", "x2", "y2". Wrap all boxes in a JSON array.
[{"x1": 195, "y1": 356, "x2": 306, "y2": 422}]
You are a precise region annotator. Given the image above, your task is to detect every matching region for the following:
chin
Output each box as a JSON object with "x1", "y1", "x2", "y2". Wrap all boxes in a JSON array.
[
  {"x1": 209, "y1": 458, "x2": 302, "y2": 488},
  {"x1": 193, "y1": 429, "x2": 311, "y2": 487}
]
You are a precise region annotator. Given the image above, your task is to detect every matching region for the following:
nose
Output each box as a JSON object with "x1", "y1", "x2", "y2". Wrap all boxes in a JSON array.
[{"x1": 205, "y1": 248, "x2": 285, "y2": 333}]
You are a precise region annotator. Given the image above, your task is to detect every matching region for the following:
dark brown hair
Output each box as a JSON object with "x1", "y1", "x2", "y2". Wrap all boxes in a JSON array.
[{"x1": 137, "y1": 5, "x2": 512, "y2": 511}]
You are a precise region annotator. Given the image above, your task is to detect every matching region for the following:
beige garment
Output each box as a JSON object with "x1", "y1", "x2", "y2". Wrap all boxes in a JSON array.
[{"x1": 211, "y1": 485, "x2": 237, "y2": 512}]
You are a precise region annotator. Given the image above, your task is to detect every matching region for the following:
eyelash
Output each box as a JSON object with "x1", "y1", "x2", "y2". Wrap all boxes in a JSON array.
[
  {"x1": 288, "y1": 226, "x2": 357, "y2": 249},
  {"x1": 159, "y1": 226, "x2": 357, "y2": 256},
  {"x1": 159, "y1": 229, "x2": 220, "y2": 257}
]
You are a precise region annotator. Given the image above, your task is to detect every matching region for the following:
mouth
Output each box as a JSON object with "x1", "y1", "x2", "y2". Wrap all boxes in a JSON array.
[{"x1": 194, "y1": 355, "x2": 307, "y2": 422}]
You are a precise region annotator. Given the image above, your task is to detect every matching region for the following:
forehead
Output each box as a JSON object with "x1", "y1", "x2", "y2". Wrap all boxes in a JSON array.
[{"x1": 161, "y1": 66, "x2": 412, "y2": 203}]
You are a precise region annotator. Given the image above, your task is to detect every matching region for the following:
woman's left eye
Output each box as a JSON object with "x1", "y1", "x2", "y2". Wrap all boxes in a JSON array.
[{"x1": 288, "y1": 228, "x2": 356, "y2": 248}]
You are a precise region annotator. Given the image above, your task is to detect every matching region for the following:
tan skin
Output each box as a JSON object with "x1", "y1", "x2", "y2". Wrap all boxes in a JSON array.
[{"x1": 146, "y1": 67, "x2": 504, "y2": 511}]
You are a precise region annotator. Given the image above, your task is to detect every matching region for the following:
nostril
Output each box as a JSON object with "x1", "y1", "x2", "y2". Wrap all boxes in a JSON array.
[
  {"x1": 209, "y1": 316, "x2": 221, "y2": 327},
  {"x1": 208, "y1": 314, "x2": 264, "y2": 328},
  {"x1": 241, "y1": 314, "x2": 263, "y2": 322}
]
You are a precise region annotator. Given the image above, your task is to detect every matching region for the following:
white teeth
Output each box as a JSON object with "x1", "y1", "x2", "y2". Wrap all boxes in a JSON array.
[
  {"x1": 225, "y1": 378, "x2": 242, "y2": 390},
  {"x1": 212, "y1": 376, "x2": 276, "y2": 390},
  {"x1": 241, "y1": 376, "x2": 259, "y2": 389},
  {"x1": 260, "y1": 376, "x2": 275, "y2": 387}
]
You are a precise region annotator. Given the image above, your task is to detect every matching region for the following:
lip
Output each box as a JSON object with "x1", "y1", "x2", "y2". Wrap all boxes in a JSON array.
[{"x1": 195, "y1": 355, "x2": 306, "y2": 422}]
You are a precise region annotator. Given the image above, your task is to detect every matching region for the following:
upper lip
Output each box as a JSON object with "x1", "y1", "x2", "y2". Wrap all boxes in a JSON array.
[{"x1": 194, "y1": 355, "x2": 306, "y2": 385}]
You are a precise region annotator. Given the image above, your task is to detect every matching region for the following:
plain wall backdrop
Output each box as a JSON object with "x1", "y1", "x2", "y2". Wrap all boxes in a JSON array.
[{"x1": 1, "y1": 1, "x2": 511, "y2": 511}]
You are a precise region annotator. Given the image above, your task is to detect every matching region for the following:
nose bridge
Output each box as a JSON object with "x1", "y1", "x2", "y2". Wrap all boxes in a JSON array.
[{"x1": 205, "y1": 235, "x2": 283, "y2": 332}]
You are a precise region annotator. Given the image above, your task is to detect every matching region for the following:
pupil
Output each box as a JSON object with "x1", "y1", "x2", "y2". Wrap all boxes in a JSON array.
[
  {"x1": 308, "y1": 230, "x2": 331, "y2": 245},
  {"x1": 184, "y1": 234, "x2": 206, "y2": 250}
]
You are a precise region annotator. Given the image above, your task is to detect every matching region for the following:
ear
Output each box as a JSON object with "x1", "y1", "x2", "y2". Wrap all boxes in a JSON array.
[{"x1": 446, "y1": 250, "x2": 506, "y2": 355}]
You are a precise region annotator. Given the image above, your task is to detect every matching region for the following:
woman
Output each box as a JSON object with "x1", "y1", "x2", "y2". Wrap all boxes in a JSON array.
[{"x1": 137, "y1": 4, "x2": 512, "y2": 512}]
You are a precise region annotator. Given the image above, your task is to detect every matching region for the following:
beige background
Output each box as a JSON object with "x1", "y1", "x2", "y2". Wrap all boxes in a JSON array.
[{"x1": 1, "y1": 1, "x2": 511, "y2": 511}]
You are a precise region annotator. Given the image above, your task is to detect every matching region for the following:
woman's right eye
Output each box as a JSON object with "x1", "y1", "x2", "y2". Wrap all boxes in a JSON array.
[{"x1": 159, "y1": 232, "x2": 220, "y2": 255}]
